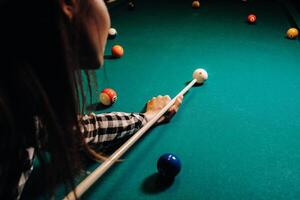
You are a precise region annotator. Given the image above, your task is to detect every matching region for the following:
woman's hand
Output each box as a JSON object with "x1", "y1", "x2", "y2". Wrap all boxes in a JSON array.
[{"x1": 144, "y1": 95, "x2": 183, "y2": 124}]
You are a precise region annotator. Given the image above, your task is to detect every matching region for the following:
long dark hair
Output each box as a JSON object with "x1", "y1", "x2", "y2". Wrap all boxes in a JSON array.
[{"x1": 0, "y1": 0, "x2": 99, "y2": 198}]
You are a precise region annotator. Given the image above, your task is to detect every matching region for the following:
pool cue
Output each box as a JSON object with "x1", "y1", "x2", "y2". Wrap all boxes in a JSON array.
[
  {"x1": 63, "y1": 78, "x2": 198, "y2": 200},
  {"x1": 105, "y1": 0, "x2": 118, "y2": 3}
]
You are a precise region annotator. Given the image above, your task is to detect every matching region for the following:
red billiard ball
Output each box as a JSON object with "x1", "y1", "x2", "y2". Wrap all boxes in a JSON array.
[
  {"x1": 247, "y1": 14, "x2": 256, "y2": 24},
  {"x1": 111, "y1": 45, "x2": 124, "y2": 58},
  {"x1": 99, "y1": 88, "x2": 117, "y2": 106}
]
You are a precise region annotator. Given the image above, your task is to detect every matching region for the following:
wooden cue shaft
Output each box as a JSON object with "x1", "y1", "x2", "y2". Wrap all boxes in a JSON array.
[
  {"x1": 105, "y1": 0, "x2": 117, "y2": 3},
  {"x1": 63, "y1": 78, "x2": 198, "y2": 200}
]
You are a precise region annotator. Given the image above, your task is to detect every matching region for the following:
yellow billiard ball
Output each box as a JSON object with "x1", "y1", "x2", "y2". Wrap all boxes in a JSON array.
[
  {"x1": 99, "y1": 88, "x2": 117, "y2": 106},
  {"x1": 192, "y1": 1, "x2": 200, "y2": 9},
  {"x1": 286, "y1": 28, "x2": 299, "y2": 39}
]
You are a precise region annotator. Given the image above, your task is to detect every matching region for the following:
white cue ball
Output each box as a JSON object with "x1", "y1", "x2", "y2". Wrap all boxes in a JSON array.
[
  {"x1": 193, "y1": 68, "x2": 208, "y2": 84},
  {"x1": 109, "y1": 28, "x2": 117, "y2": 35},
  {"x1": 108, "y1": 28, "x2": 117, "y2": 39}
]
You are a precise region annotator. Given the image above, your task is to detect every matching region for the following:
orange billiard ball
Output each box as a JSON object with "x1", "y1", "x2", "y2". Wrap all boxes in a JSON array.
[
  {"x1": 111, "y1": 45, "x2": 124, "y2": 58},
  {"x1": 286, "y1": 28, "x2": 299, "y2": 39},
  {"x1": 192, "y1": 1, "x2": 200, "y2": 9},
  {"x1": 247, "y1": 14, "x2": 256, "y2": 24},
  {"x1": 99, "y1": 88, "x2": 117, "y2": 106}
]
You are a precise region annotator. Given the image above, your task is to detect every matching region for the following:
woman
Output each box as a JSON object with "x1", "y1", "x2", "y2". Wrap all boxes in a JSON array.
[{"x1": 0, "y1": 0, "x2": 183, "y2": 199}]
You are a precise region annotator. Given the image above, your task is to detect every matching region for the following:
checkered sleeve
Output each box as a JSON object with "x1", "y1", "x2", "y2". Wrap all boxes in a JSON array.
[{"x1": 79, "y1": 112, "x2": 147, "y2": 146}]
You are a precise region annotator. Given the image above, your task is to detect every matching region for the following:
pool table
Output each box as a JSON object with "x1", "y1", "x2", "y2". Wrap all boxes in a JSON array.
[{"x1": 24, "y1": 0, "x2": 300, "y2": 199}]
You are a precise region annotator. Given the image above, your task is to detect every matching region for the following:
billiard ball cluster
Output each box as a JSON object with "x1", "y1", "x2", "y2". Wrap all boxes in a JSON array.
[
  {"x1": 107, "y1": 27, "x2": 124, "y2": 58},
  {"x1": 243, "y1": 6, "x2": 298, "y2": 40},
  {"x1": 99, "y1": 27, "x2": 123, "y2": 106},
  {"x1": 99, "y1": 0, "x2": 298, "y2": 188}
]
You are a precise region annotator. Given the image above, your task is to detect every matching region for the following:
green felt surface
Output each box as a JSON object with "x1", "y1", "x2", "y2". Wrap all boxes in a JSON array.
[
  {"x1": 24, "y1": 0, "x2": 300, "y2": 199},
  {"x1": 84, "y1": 0, "x2": 300, "y2": 199}
]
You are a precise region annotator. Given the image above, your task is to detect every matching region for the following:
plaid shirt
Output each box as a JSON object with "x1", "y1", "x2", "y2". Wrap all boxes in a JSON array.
[
  {"x1": 17, "y1": 112, "x2": 146, "y2": 200},
  {"x1": 79, "y1": 112, "x2": 147, "y2": 151}
]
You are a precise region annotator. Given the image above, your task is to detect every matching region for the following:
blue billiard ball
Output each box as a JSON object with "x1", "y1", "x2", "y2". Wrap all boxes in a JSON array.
[{"x1": 157, "y1": 153, "x2": 181, "y2": 178}]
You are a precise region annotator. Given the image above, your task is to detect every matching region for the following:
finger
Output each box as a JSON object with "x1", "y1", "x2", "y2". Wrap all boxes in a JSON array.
[
  {"x1": 168, "y1": 96, "x2": 182, "y2": 113},
  {"x1": 159, "y1": 95, "x2": 169, "y2": 108},
  {"x1": 147, "y1": 99, "x2": 153, "y2": 106},
  {"x1": 174, "y1": 96, "x2": 183, "y2": 108},
  {"x1": 169, "y1": 104, "x2": 179, "y2": 113},
  {"x1": 156, "y1": 95, "x2": 163, "y2": 102},
  {"x1": 163, "y1": 95, "x2": 171, "y2": 101},
  {"x1": 157, "y1": 116, "x2": 166, "y2": 124},
  {"x1": 164, "y1": 110, "x2": 176, "y2": 121},
  {"x1": 177, "y1": 95, "x2": 183, "y2": 103},
  {"x1": 157, "y1": 95, "x2": 164, "y2": 102}
]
